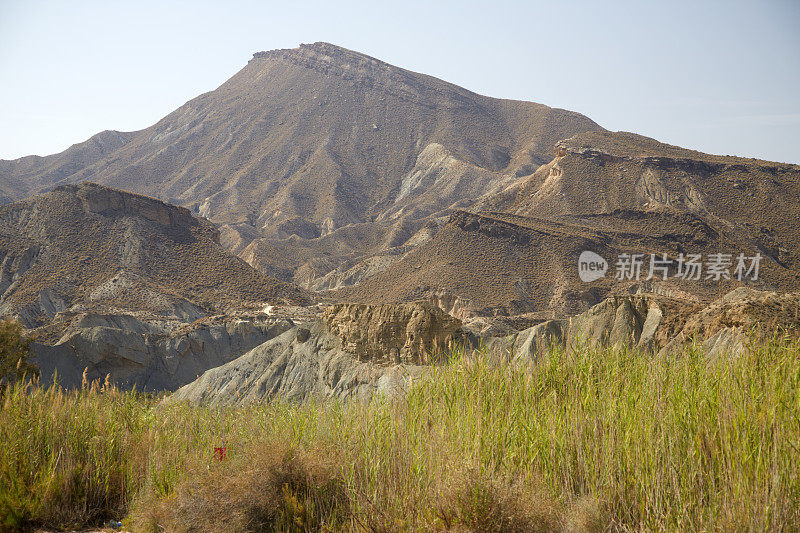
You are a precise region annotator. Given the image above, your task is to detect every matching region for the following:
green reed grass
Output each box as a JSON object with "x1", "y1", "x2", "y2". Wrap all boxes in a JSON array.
[{"x1": 1, "y1": 339, "x2": 799, "y2": 531}]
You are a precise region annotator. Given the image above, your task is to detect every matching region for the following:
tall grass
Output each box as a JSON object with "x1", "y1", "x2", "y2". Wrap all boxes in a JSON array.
[{"x1": 2, "y1": 340, "x2": 799, "y2": 531}]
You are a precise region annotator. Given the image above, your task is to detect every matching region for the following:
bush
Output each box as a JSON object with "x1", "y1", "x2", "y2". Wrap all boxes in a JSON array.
[
  {"x1": 0, "y1": 319, "x2": 37, "y2": 386},
  {"x1": 134, "y1": 440, "x2": 350, "y2": 532}
]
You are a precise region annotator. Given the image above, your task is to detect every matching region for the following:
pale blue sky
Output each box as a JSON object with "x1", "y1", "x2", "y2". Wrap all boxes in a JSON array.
[{"x1": 1, "y1": 0, "x2": 798, "y2": 163}]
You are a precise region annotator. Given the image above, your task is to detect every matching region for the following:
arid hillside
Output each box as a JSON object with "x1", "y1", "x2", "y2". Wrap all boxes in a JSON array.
[
  {"x1": 0, "y1": 130, "x2": 134, "y2": 204},
  {"x1": 338, "y1": 131, "x2": 800, "y2": 316},
  {"x1": 0, "y1": 42, "x2": 603, "y2": 287},
  {"x1": 0, "y1": 183, "x2": 308, "y2": 328},
  {"x1": 485, "y1": 130, "x2": 800, "y2": 252},
  {"x1": 2, "y1": 46, "x2": 798, "y2": 318}
]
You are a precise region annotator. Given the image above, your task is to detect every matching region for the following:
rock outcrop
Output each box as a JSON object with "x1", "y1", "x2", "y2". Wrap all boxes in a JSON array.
[
  {"x1": 171, "y1": 289, "x2": 800, "y2": 405},
  {"x1": 658, "y1": 287, "x2": 800, "y2": 359},
  {"x1": 489, "y1": 294, "x2": 662, "y2": 363},
  {"x1": 495, "y1": 288, "x2": 800, "y2": 363},
  {"x1": 171, "y1": 301, "x2": 472, "y2": 404},
  {"x1": 321, "y1": 302, "x2": 469, "y2": 364},
  {"x1": 170, "y1": 321, "x2": 425, "y2": 404}
]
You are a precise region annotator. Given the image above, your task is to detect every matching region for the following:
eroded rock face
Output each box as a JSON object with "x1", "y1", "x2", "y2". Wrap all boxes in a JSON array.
[
  {"x1": 170, "y1": 322, "x2": 426, "y2": 405},
  {"x1": 75, "y1": 183, "x2": 198, "y2": 229},
  {"x1": 30, "y1": 314, "x2": 294, "y2": 391},
  {"x1": 172, "y1": 301, "x2": 474, "y2": 403},
  {"x1": 0, "y1": 246, "x2": 39, "y2": 299},
  {"x1": 676, "y1": 287, "x2": 800, "y2": 337},
  {"x1": 657, "y1": 288, "x2": 800, "y2": 358},
  {"x1": 427, "y1": 288, "x2": 476, "y2": 321},
  {"x1": 322, "y1": 302, "x2": 468, "y2": 364},
  {"x1": 174, "y1": 295, "x2": 675, "y2": 404},
  {"x1": 171, "y1": 289, "x2": 800, "y2": 405},
  {"x1": 567, "y1": 295, "x2": 655, "y2": 348},
  {"x1": 492, "y1": 295, "x2": 664, "y2": 362},
  {"x1": 498, "y1": 288, "x2": 800, "y2": 363}
]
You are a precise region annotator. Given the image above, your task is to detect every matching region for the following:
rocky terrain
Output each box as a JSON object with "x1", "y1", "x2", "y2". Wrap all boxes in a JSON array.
[
  {"x1": 336, "y1": 130, "x2": 800, "y2": 316},
  {"x1": 171, "y1": 302, "x2": 466, "y2": 403},
  {"x1": 172, "y1": 287, "x2": 800, "y2": 404},
  {"x1": 0, "y1": 130, "x2": 134, "y2": 205},
  {"x1": 32, "y1": 313, "x2": 295, "y2": 391},
  {"x1": 493, "y1": 287, "x2": 800, "y2": 363},
  {"x1": 0, "y1": 183, "x2": 317, "y2": 389},
  {"x1": 3, "y1": 44, "x2": 797, "y2": 320}
]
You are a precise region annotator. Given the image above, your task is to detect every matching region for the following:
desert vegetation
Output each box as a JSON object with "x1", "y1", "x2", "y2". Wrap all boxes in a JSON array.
[
  {"x1": 0, "y1": 319, "x2": 37, "y2": 386},
  {"x1": 1, "y1": 338, "x2": 799, "y2": 532}
]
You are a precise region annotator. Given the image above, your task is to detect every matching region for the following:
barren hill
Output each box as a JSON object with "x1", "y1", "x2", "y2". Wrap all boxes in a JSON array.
[
  {"x1": 0, "y1": 42, "x2": 603, "y2": 287},
  {"x1": 0, "y1": 130, "x2": 134, "y2": 204},
  {"x1": 0, "y1": 183, "x2": 308, "y2": 328}
]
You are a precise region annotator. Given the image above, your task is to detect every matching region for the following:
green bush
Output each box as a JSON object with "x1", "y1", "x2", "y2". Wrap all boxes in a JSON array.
[{"x1": 0, "y1": 319, "x2": 37, "y2": 386}]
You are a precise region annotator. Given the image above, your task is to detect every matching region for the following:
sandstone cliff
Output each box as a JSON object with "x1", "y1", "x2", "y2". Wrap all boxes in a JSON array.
[{"x1": 321, "y1": 302, "x2": 467, "y2": 364}]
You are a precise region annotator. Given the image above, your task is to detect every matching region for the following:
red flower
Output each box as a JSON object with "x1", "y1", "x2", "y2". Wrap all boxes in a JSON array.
[{"x1": 213, "y1": 446, "x2": 227, "y2": 461}]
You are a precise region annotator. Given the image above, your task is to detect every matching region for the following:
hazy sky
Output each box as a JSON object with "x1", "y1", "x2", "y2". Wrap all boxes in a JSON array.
[{"x1": 1, "y1": 0, "x2": 799, "y2": 163}]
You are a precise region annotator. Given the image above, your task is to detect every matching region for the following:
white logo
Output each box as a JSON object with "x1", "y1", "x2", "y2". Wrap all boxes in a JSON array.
[{"x1": 578, "y1": 251, "x2": 608, "y2": 282}]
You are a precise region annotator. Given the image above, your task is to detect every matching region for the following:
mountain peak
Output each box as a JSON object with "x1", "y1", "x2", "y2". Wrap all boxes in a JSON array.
[
  {"x1": 252, "y1": 42, "x2": 386, "y2": 68},
  {"x1": 249, "y1": 41, "x2": 461, "y2": 100}
]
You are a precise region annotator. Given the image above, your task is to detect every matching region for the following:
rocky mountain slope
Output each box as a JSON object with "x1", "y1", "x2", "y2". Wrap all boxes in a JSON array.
[
  {"x1": 486, "y1": 130, "x2": 800, "y2": 253},
  {"x1": 0, "y1": 183, "x2": 308, "y2": 329},
  {"x1": 336, "y1": 131, "x2": 800, "y2": 316},
  {"x1": 0, "y1": 130, "x2": 134, "y2": 204},
  {"x1": 0, "y1": 42, "x2": 603, "y2": 290}
]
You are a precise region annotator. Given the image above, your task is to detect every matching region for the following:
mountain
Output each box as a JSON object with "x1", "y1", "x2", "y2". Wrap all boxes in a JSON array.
[
  {"x1": 0, "y1": 130, "x2": 134, "y2": 204},
  {"x1": 2, "y1": 44, "x2": 798, "y2": 320},
  {"x1": 0, "y1": 183, "x2": 308, "y2": 329},
  {"x1": 0, "y1": 42, "x2": 603, "y2": 288}
]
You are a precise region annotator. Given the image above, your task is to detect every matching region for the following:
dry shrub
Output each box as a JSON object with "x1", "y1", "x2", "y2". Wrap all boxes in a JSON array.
[
  {"x1": 433, "y1": 469, "x2": 564, "y2": 533},
  {"x1": 135, "y1": 440, "x2": 350, "y2": 532},
  {"x1": 562, "y1": 496, "x2": 603, "y2": 533}
]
